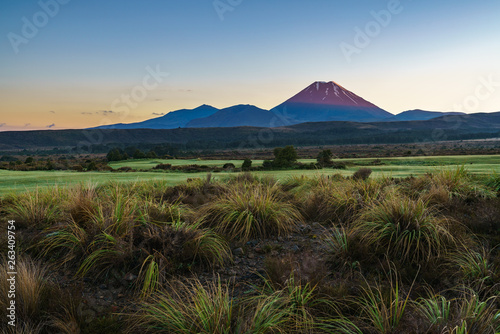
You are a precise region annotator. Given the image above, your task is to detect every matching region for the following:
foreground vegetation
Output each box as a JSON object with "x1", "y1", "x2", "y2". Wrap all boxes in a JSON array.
[{"x1": 1, "y1": 166, "x2": 500, "y2": 333}]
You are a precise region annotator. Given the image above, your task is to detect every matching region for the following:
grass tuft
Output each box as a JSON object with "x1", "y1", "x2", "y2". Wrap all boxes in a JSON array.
[
  {"x1": 200, "y1": 184, "x2": 302, "y2": 242},
  {"x1": 354, "y1": 196, "x2": 454, "y2": 264},
  {"x1": 131, "y1": 276, "x2": 234, "y2": 334}
]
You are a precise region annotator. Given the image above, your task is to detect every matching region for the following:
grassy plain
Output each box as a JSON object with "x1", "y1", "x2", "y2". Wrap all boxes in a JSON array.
[
  {"x1": 2, "y1": 155, "x2": 500, "y2": 196},
  {"x1": 2, "y1": 165, "x2": 500, "y2": 333}
]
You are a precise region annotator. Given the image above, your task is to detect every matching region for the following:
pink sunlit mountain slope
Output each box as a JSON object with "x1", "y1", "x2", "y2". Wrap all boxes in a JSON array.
[{"x1": 270, "y1": 81, "x2": 393, "y2": 124}]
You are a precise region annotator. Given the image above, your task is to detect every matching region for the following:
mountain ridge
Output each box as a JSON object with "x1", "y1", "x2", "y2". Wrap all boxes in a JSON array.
[
  {"x1": 93, "y1": 104, "x2": 219, "y2": 129},
  {"x1": 186, "y1": 104, "x2": 278, "y2": 128}
]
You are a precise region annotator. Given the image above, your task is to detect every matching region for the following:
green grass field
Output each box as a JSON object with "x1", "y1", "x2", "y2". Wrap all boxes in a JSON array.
[{"x1": 2, "y1": 155, "x2": 500, "y2": 196}]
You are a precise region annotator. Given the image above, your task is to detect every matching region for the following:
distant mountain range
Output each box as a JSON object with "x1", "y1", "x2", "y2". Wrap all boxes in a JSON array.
[
  {"x1": 386, "y1": 109, "x2": 465, "y2": 122},
  {"x1": 95, "y1": 104, "x2": 218, "y2": 129},
  {"x1": 186, "y1": 105, "x2": 277, "y2": 128},
  {"x1": 3, "y1": 112, "x2": 500, "y2": 152},
  {"x1": 92, "y1": 81, "x2": 467, "y2": 130}
]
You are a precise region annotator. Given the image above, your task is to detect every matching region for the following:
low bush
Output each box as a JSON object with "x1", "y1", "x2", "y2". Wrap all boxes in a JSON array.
[{"x1": 352, "y1": 168, "x2": 372, "y2": 181}]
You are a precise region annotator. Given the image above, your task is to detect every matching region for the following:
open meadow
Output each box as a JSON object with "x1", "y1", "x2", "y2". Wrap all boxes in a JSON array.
[{"x1": 2, "y1": 155, "x2": 500, "y2": 196}]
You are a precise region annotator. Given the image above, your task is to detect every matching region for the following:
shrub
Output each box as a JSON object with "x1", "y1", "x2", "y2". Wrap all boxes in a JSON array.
[
  {"x1": 331, "y1": 161, "x2": 347, "y2": 169},
  {"x1": 273, "y1": 145, "x2": 298, "y2": 168},
  {"x1": 153, "y1": 163, "x2": 172, "y2": 170},
  {"x1": 162, "y1": 177, "x2": 227, "y2": 207},
  {"x1": 0, "y1": 257, "x2": 48, "y2": 318},
  {"x1": 223, "y1": 163, "x2": 236, "y2": 170},
  {"x1": 352, "y1": 168, "x2": 372, "y2": 181},
  {"x1": 41, "y1": 190, "x2": 229, "y2": 294},
  {"x1": 316, "y1": 149, "x2": 333, "y2": 166},
  {"x1": 118, "y1": 166, "x2": 133, "y2": 172},
  {"x1": 262, "y1": 160, "x2": 274, "y2": 169},
  {"x1": 242, "y1": 158, "x2": 252, "y2": 171}
]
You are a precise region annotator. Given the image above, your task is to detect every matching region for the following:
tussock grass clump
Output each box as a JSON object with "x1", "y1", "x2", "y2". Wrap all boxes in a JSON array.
[
  {"x1": 450, "y1": 246, "x2": 497, "y2": 288},
  {"x1": 403, "y1": 167, "x2": 495, "y2": 205},
  {"x1": 142, "y1": 200, "x2": 191, "y2": 224},
  {"x1": 66, "y1": 182, "x2": 99, "y2": 225},
  {"x1": 162, "y1": 176, "x2": 228, "y2": 207},
  {"x1": 227, "y1": 172, "x2": 278, "y2": 188},
  {"x1": 132, "y1": 272, "x2": 332, "y2": 333},
  {"x1": 354, "y1": 197, "x2": 454, "y2": 264},
  {"x1": 0, "y1": 256, "x2": 58, "y2": 332},
  {"x1": 301, "y1": 179, "x2": 359, "y2": 224},
  {"x1": 434, "y1": 167, "x2": 494, "y2": 200},
  {"x1": 356, "y1": 271, "x2": 413, "y2": 334},
  {"x1": 41, "y1": 192, "x2": 144, "y2": 276},
  {"x1": 130, "y1": 277, "x2": 235, "y2": 334},
  {"x1": 4, "y1": 187, "x2": 63, "y2": 228},
  {"x1": 249, "y1": 275, "x2": 334, "y2": 334},
  {"x1": 200, "y1": 184, "x2": 302, "y2": 242},
  {"x1": 41, "y1": 188, "x2": 230, "y2": 293},
  {"x1": 324, "y1": 226, "x2": 370, "y2": 273},
  {"x1": 137, "y1": 221, "x2": 231, "y2": 295},
  {"x1": 417, "y1": 289, "x2": 500, "y2": 333},
  {"x1": 0, "y1": 257, "x2": 49, "y2": 318},
  {"x1": 299, "y1": 177, "x2": 390, "y2": 224}
]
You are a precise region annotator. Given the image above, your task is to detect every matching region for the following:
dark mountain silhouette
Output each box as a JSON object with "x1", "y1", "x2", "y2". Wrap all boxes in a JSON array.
[
  {"x1": 186, "y1": 105, "x2": 278, "y2": 128},
  {"x1": 93, "y1": 105, "x2": 218, "y2": 129},
  {"x1": 2, "y1": 112, "x2": 500, "y2": 151},
  {"x1": 386, "y1": 109, "x2": 465, "y2": 122},
  {"x1": 270, "y1": 81, "x2": 393, "y2": 124}
]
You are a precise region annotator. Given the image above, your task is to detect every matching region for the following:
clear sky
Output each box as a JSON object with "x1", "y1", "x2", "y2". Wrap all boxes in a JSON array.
[{"x1": 1, "y1": 0, "x2": 499, "y2": 131}]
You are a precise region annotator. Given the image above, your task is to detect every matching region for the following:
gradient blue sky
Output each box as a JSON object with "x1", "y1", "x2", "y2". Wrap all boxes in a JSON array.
[{"x1": 1, "y1": 0, "x2": 499, "y2": 130}]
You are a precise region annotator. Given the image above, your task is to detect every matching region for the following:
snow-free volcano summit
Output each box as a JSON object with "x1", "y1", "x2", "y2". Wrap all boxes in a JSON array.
[{"x1": 271, "y1": 81, "x2": 392, "y2": 124}]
